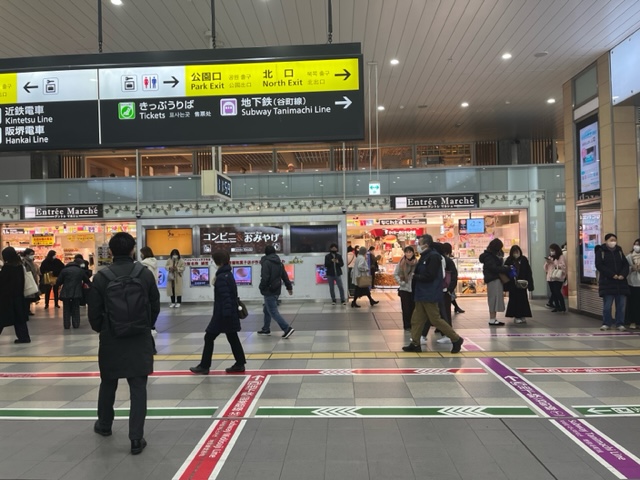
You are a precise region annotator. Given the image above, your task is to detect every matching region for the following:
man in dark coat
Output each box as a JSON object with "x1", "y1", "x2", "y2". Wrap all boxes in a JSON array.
[
  {"x1": 324, "y1": 243, "x2": 346, "y2": 305},
  {"x1": 88, "y1": 232, "x2": 160, "y2": 455},
  {"x1": 190, "y1": 250, "x2": 246, "y2": 375},
  {"x1": 55, "y1": 255, "x2": 91, "y2": 329},
  {"x1": 595, "y1": 233, "x2": 630, "y2": 331},
  {"x1": 257, "y1": 245, "x2": 294, "y2": 338}
]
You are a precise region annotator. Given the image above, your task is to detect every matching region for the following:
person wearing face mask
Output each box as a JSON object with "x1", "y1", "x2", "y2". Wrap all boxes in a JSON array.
[
  {"x1": 479, "y1": 238, "x2": 511, "y2": 325},
  {"x1": 625, "y1": 238, "x2": 640, "y2": 329},
  {"x1": 504, "y1": 245, "x2": 534, "y2": 324},
  {"x1": 544, "y1": 243, "x2": 567, "y2": 313},
  {"x1": 324, "y1": 243, "x2": 346, "y2": 305},
  {"x1": 165, "y1": 249, "x2": 185, "y2": 308},
  {"x1": 21, "y1": 248, "x2": 40, "y2": 316},
  {"x1": 394, "y1": 246, "x2": 417, "y2": 331},
  {"x1": 139, "y1": 247, "x2": 159, "y2": 284},
  {"x1": 402, "y1": 235, "x2": 463, "y2": 353},
  {"x1": 351, "y1": 247, "x2": 379, "y2": 307},
  {"x1": 595, "y1": 233, "x2": 629, "y2": 331}
]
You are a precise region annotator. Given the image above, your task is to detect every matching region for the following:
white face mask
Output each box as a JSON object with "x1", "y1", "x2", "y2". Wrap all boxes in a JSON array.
[
  {"x1": 172, "y1": 255, "x2": 178, "y2": 260},
  {"x1": 28, "y1": 255, "x2": 35, "y2": 260},
  {"x1": 607, "y1": 241, "x2": 617, "y2": 249},
  {"x1": 417, "y1": 244, "x2": 428, "y2": 253},
  {"x1": 512, "y1": 253, "x2": 520, "y2": 259},
  {"x1": 634, "y1": 245, "x2": 640, "y2": 253},
  {"x1": 549, "y1": 251, "x2": 555, "y2": 256}
]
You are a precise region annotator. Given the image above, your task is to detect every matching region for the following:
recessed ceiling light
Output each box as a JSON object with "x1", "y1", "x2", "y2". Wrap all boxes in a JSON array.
[
  {"x1": 547, "y1": 98, "x2": 556, "y2": 104},
  {"x1": 461, "y1": 102, "x2": 469, "y2": 108},
  {"x1": 390, "y1": 58, "x2": 399, "y2": 65},
  {"x1": 501, "y1": 53, "x2": 512, "y2": 60},
  {"x1": 377, "y1": 106, "x2": 385, "y2": 111},
  {"x1": 505, "y1": 100, "x2": 511, "y2": 104},
  {"x1": 111, "y1": 0, "x2": 123, "y2": 5}
]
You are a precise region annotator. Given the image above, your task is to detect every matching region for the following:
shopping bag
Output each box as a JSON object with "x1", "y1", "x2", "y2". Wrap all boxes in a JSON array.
[{"x1": 356, "y1": 275, "x2": 372, "y2": 288}]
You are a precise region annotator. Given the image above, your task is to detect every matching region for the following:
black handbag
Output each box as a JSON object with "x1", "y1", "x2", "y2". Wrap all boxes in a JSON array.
[{"x1": 237, "y1": 298, "x2": 248, "y2": 319}]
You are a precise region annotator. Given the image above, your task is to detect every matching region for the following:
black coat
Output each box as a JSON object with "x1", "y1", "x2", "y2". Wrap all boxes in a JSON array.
[
  {"x1": 56, "y1": 263, "x2": 91, "y2": 300},
  {"x1": 0, "y1": 264, "x2": 27, "y2": 328},
  {"x1": 87, "y1": 256, "x2": 161, "y2": 379},
  {"x1": 40, "y1": 257, "x2": 65, "y2": 276},
  {"x1": 206, "y1": 265, "x2": 241, "y2": 335},
  {"x1": 259, "y1": 253, "x2": 292, "y2": 296},
  {"x1": 504, "y1": 255, "x2": 535, "y2": 292},
  {"x1": 595, "y1": 244, "x2": 630, "y2": 297},
  {"x1": 444, "y1": 256, "x2": 458, "y2": 293},
  {"x1": 479, "y1": 250, "x2": 509, "y2": 283},
  {"x1": 324, "y1": 252, "x2": 344, "y2": 277}
]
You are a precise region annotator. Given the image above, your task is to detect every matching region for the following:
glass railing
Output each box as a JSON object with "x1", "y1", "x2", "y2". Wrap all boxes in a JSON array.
[{"x1": 0, "y1": 164, "x2": 565, "y2": 206}]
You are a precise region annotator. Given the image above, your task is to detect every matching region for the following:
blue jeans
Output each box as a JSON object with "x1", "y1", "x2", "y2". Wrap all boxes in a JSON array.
[
  {"x1": 327, "y1": 275, "x2": 346, "y2": 302},
  {"x1": 262, "y1": 294, "x2": 289, "y2": 332},
  {"x1": 603, "y1": 294, "x2": 626, "y2": 327}
]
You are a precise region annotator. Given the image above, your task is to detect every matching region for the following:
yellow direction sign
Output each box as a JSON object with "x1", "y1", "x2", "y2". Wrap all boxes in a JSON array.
[
  {"x1": 185, "y1": 58, "x2": 359, "y2": 97},
  {"x1": 0, "y1": 73, "x2": 18, "y2": 104}
]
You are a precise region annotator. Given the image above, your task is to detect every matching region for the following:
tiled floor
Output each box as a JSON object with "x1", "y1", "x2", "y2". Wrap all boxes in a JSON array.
[{"x1": 1, "y1": 294, "x2": 640, "y2": 479}]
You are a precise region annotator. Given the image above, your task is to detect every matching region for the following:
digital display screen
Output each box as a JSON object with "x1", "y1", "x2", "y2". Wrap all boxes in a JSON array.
[
  {"x1": 579, "y1": 120, "x2": 599, "y2": 194},
  {"x1": 290, "y1": 225, "x2": 339, "y2": 253},
  {"x1": 284, "y1": 264, "x2": 295, "y2": 285},
  {"x1": 190, "y1": 267, "x2": 209, "y2": 287},
  {"x1": 157, "y1": 267, "x2": 168, "y2": 288},
  {"x1": 580, "y1": 210, "x2": 601, "y2": 284},
  {"x1": 233, "y1": 266, "x2": 252, "y2": 285},
  {"x1": 315, "y1": 264, "x2": 329, "y2": 284},
  {"x1": 145, "y1": 228, "x2": 193, "y2": 257},
  {"x1": 466, "y1": 218, "x2": 484, "y2": 234}
]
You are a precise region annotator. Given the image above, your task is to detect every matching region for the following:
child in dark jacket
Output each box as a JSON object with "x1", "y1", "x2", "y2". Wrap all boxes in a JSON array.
[{"x1": 190, "y1": 250, "x2": 246, "y2": 374}]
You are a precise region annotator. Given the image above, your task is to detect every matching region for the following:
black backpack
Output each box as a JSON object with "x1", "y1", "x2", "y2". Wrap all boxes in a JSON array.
[{"x1": 100, "y1": 263, "x2": 150, "y2": 338}]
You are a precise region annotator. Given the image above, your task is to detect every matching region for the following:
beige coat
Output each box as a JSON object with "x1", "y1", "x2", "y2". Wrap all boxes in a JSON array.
[{"x1": 165, "y1": 257, "x2": 186, "y2": 297}]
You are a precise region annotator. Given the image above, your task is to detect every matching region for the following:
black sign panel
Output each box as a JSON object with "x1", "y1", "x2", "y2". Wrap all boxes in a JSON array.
[
  {"x1": 391, "y1": 194, "x2": 480, "y2": 210},
  {"x1": 21, "y1": 204, "x2": 103, "y2": 220}
]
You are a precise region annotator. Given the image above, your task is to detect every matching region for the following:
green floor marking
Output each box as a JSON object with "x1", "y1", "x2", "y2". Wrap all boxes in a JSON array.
[
  {"x1": 0, "y1": 407, "x2": 217, "y2": 419},
  {"x1": 255, "y1": 406, "x2": 536, "y2": 418},
  {"x1": 575, "y1": 405, "x2": 640, "y2": 417}
]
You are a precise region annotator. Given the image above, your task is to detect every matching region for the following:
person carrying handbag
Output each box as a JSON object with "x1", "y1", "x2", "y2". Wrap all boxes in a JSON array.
[
  {"x1": 165, "y1": 249, "x2": 185, "y2": 308},
  {"x1": 504, "y1": 245, "x2": 535, "y2": 324},
  {"x1": 350, "y1": 246, "x2": 378, "y2": 308},
  {"x1": 544, "y1": 243, "x2": 567, "y2": 313},
  {"x1": 40, "y1": 250, "x2": 65, "y2": 309},
  {"x1": 21, "y1": 248, "x2": 40, "y2": 316}
]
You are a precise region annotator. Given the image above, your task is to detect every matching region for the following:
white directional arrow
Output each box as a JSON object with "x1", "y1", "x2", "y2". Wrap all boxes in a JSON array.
[
  {"x1": 586, "y1": 407, "x2": 613, "y2": 415},
  {"x1": 311, "y1": 407, "x2": 361, "y2": 417},
  {"x1": 437, "y1": 406, "x2": 493, "y2": 417},
  {"x1": 335, "y1": 96, "x2": 352, "y2": 109}
]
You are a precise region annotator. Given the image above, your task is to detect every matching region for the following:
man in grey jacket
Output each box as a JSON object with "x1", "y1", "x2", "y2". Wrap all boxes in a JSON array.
[
  {"x1": 257, "y1": 245, "x2": 294, "y2": 338},
  {"x1": 88, "y1": 232, "x2": 160, "y2": 455}
]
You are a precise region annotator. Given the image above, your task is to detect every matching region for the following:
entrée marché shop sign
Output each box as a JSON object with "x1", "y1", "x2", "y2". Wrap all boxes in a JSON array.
[
  {"x1": 21, "y1": 205, "x2": 103, "y2": 220},
  {"x1": 391, "y1": 194, "x2": 479, "y2": 210}
]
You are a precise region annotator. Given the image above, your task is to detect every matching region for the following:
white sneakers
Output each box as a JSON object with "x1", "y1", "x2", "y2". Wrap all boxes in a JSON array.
[
  {"x1": 175, "y1": 303, "x2": 181, "y2": 308},
  {"x1": 514, "y1": 318, "x2": 527, "y2": 324},
  {"x1": 600, "y1": 325, "x2": 610, "y2": 331},
  {"x1": 436, "y1": 336, "x2": 452, "y2": 344},
  {"x1": 168, "y1": 303, "x2": 175, "y2": 308},
  {"x1": 419, "y1": 336, "x2": 427, "y2": 344}
]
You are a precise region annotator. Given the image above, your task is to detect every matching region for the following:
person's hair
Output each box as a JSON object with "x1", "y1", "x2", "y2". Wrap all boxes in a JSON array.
[
  {"x1": 74, "y1": 254, "x2": 84, "y2": 261},
  {"x1": 404, "y1": 246, "x2": 415, "y2": 254},
  {"x1": 264, "y1": 245, "x2": 276, "y2": 255},
  {"x1": 368, "y1": 246, "x2": 375, "y2": 251},
  {"x1": 419, "y1": 234, "x2": 434, "y2": 247},
  {"x1": 442, "y1": 242, "x2": 453, "y2": 257},
  {"x1": 47, "y1": 250, "x2": 57, "y2": 258},
  {"x1": 23, "y1": 248, "x2": 35, "y2": 256},
  {"x1": 358, "y1": 246, "x2": 367, "y2": 255},
  {"x1": 109, "y1": 232, "x2": 136, "y2": 256},
  {"x1": 509, "y1": 245, "x2": 523, "y2": 257},
  {"x1": 169, "y1": 249, "x2": 181, "y2": 258},
  {"x1": 329, "y1": 243, "x2": 338, "y2": 250},
  {"x1": 347, "y1": 246, "x2": 354, "y2": 253},
  {"x1": 632, "y1": 238, "x2": 640, "y2": 252},
  {"x1": 487, "y1": 238, "x2": 504, "y2": 254},
  {"x1": 140, "y1": 246, "x2": 154, "y2": 258},
  {"x1": 431, "y1": 242, "x2": 444, "y2": 255},
  {"x1": 604, "y1": 233, "x2": 617, "y2": 242},
  {"x1": 212, "y1": 250, "x2": 230, "y2": 266},
  {"x1": 549, "y1": 243, "x2": 562, "y2": 260},
  {"x1": 2, "y1": 246, "x2": 21, "y2": 265}
]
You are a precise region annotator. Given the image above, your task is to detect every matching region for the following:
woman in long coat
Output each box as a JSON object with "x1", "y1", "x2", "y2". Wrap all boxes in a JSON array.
[
  {"x1": 350, "y1": 246, "x2": 378, "y2": 307},
  {"x1": 190, "y1": 250, "x2": 246, "y2": 374},
  {"x1": 504, "y1": 245, "x2": 535, "y2": 324},
  {"x1": 165, "y1": 249, "x2": 186, "y2": 307},
  {"x1": 0, "y1": 247, "x2": 31, "y2": 343},
  {"x1": 22, "y1": 248, "x2": 40, "y2": 315}
]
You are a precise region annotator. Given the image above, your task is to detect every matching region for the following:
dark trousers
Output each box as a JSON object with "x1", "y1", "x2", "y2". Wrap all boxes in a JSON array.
[
  {"x1": 399, "y1": 290, "x2": 415, "y2": 330},
  {"x1": 0, "y1": 320, "x2": 30, "y2": 342},
  {"x1": 97, "y1": 376, "x2": 148, "y2": 440},
  {"x1": 62, "y1": 299, "x2": 81, "y2": 328},
  {"x1": 170, "y1": 295, "x2": 182, "y2": 304},
  {"x1": 199, "y1": 331, "x2": 246, "y2": 369},
  {"x1": 549, "y1": 281, "x2": 565, "y2": 311},
  {"x1": 352, "y1": 286, "x2": 374, "y2": 304},
  {"x1": 347, "y1": 268, "x2": 354, "y2": 296},
  {"x1": 626, "y1": 286, "x2": 640, "y2": 325},
  {"x1": 44, "y1": 284, "x2": 60, "y2": 306}
]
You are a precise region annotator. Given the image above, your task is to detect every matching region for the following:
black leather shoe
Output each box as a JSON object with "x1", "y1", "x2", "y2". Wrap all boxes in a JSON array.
[
  {"x1": 14, "y1": 339, "x2": 31, "y2": 344},
  {"x1": 454, "y1": 309, "x2": 465, "y2": 314},
  {"x1": 351, "y1": 302, "x2": 361, "y2": 308},
  {"x1": 189, "y1": 365, "x2": 210, "y2": 375},
  {"x1": 370, "y1": 300, "x2": 379, "y2": 306},
  {"x1": 402, "y1": 343, "x2": 422, "y2": 352},
  {"x1": 93, "y1": 420, "x2": 112, "y2": 437},
  {"x1": 131, "y1": 438, "x2": 147, "y2": 455},
  {"x1": 225, "y1": 364, "x2": 246, "y2": 373}
]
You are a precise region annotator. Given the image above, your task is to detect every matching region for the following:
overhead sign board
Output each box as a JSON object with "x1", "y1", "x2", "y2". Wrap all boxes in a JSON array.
[
  {"x1": 391, "y1": 194, "x2": 480, "y2": 210},
  {"x1": 21, "y1": 204, "x2": 103, "y2": 220},
  {"x1": 0, "y1": 45, "x2": 363, "y2": 151}
]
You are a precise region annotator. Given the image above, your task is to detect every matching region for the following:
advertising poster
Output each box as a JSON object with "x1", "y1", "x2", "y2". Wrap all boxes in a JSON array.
[
  {"x1": 233, "y1": 266, "x2": 252, "y2": 285},
  {"x1": 190, "y1": 267, "x2": 210, "y2": 287},
  {"x1": 200, "y1": 226, "x2": 283, "y2": 255},
  {"x1": 284, "y1": 264, "x2": 295, "y2": 284},
  {"x1": 580, "y1": 211, "x2": 601, "y2": 281},
  {"x1": 157, "y1": 267, "x2": 168, "y2": 288},
  {"x1": 315, "y1": 264, "x2": 329, "y2": 284},
  {"x1": 146, "y1": 228, "x2": 193, "y2": 256},
  {"x1": 579, "y1": 120, "x2": 600, "y2": 194}
]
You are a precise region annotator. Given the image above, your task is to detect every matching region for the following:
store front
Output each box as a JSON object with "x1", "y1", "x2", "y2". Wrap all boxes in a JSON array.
[
  {"x1": 346, "y1": 206, "x2": 527, "y2": 296},
  {"x1": 0, "y1": 203, "x2": 135, "y2": 272}
]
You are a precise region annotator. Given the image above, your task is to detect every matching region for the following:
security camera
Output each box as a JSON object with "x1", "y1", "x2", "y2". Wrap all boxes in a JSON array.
[
  {"x1": 135, "y1": 210, "x2": 142, "y2": 219},
  {"x1": 341, "y1": 206, "x2": 347, "y2": 214}
]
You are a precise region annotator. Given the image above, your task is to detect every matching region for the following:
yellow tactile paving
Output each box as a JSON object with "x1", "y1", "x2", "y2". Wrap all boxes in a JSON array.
[{"x1": 2, "y1": 350, "x2": 640, "y2": 363}]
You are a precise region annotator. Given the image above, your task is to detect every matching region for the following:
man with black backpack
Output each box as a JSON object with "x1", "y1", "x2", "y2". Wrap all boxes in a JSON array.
[
  {"x1": 87, "y1": 232, "x2": 160, "y2": 455},
  {"x1": 257, "y1": 245, "x2": 294, "y2": 338}
]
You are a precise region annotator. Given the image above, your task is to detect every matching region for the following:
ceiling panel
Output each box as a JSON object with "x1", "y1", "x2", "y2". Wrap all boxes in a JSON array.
[{"x1": 0, "y1": 0, "x2": 639, "y2": 144}]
